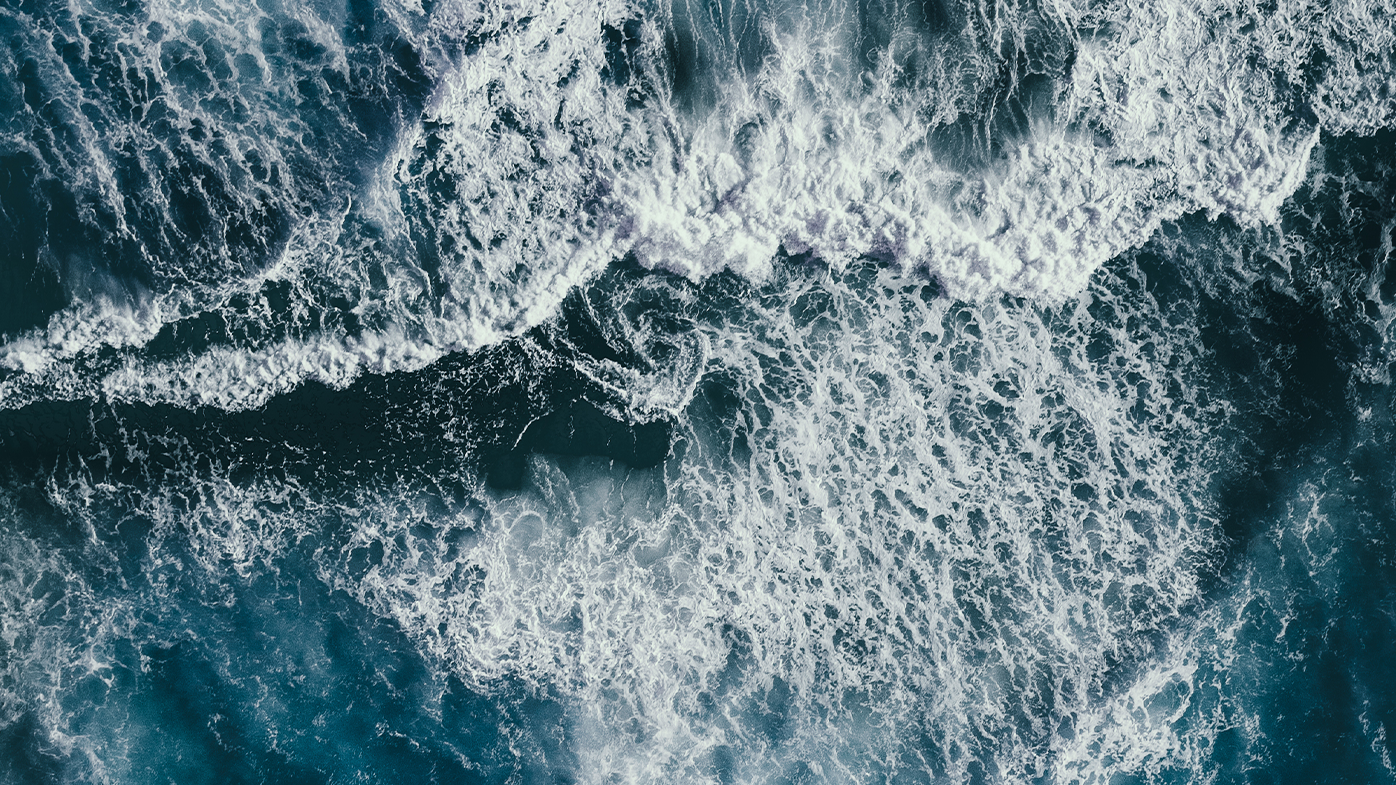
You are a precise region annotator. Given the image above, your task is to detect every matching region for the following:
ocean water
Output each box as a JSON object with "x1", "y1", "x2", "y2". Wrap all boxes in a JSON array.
[{"x1": 2, "y1": 0, "x2": 1395, "y2": 780}]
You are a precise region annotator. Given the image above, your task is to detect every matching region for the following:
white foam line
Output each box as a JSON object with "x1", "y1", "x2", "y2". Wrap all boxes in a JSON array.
[{"x1": 2, "y1": 0, "x2": 1390, "y2": 412}]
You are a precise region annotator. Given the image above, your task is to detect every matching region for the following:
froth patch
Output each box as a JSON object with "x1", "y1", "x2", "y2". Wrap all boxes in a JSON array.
[
  {"x1": 301, "y1": 259, "x2": 1229, "y2": 781},
  {"x1": 4, "y1": 0, "x2": 1393, "y2": 414},
  {"x1": 606, "y1": 0, "x2": 1343, "y2": 303}
]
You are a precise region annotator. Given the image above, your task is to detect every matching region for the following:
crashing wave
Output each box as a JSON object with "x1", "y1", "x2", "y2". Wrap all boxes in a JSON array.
[{"x1": 0, "y1": 0, "x2": 1392, "y2": 412}]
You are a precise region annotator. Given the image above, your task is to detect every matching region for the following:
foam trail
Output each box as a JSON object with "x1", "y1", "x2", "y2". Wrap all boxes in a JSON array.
[
  {"x1": 3, "y1": 0, "x2": 1396, "y2": 782},
  {"x1": 4, "y1": 0, "x2": 1393, "y2": 409},
  {"x1": 6, "y1": 182, "x2": 1396, "y2": 780},
  {"x1": 2, "y1": 251, "x2": 1239, "y2": 782},
  {"x1": 297, "y1": 258, "x2": 1231, "y2": 781}
]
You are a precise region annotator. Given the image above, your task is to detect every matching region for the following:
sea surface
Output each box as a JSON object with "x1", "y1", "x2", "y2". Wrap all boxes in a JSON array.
[{"x1": 2, "y1": 0, "x2": 1395, "y2": 781}]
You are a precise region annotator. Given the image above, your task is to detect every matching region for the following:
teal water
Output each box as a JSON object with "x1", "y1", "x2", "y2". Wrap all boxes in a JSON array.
[{"x1": 2, "y1": 0, "x2": 1396, "y2": 781}]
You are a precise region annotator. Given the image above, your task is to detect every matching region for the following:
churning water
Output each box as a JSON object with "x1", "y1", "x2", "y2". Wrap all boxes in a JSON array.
[{"x1": 2, "y1": 0, "x2": 1396, "y2": 781}]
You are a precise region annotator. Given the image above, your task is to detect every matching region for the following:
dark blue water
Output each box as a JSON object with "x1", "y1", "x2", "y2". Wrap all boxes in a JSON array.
[{"x1": 2, "y1": 0, "x2": 1396, "y2": 781}]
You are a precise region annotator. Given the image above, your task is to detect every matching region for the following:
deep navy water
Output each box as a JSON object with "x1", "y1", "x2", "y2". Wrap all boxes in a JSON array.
[{"x1": 2, "y1": 0, "x2": 1396, "y2": 781}]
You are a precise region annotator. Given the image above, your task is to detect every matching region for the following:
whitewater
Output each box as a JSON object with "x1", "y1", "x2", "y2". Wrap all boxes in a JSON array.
[{"x1": 2, "y1": 0, "x2": 1395, "y2": 780}]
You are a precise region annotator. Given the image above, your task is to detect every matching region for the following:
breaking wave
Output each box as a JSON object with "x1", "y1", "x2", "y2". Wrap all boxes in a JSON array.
[{"x1": 3, "y1": 0, "x2": 1396, "y2": 781}]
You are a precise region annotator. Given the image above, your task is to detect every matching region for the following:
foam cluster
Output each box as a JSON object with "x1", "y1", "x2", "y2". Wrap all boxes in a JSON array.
[
  {"x1": 3, "y1": 0, "x2": 1392, "y2": 410},
  {"x1": 303, "y1": 259, "x2": 1229, "y2": 780}
]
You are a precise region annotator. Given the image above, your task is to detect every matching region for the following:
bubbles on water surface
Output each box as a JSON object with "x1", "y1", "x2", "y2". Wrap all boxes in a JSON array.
[
  {"x1": 5, "y1": 0, "x2": 1395, "y2": 411},
  {"x1": 2, "y1": 0, "x2": 1396, "y2": 780},
  {"x1": 263, "y1": 254, "x2": 1235, "y2": 782},
  {"x1": 0, "y1": 240, "x2": 1242, "y2": 782},
  {"x1": 4, "y1": 184, "x2": 1396, "y2": 781}
]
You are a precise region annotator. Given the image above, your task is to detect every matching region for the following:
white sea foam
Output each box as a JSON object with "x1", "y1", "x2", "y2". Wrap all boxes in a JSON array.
[
  {"x1": 291, "y1": 259, "x2": 1228, "y2": 781},
  {"x1": 1048, "y1": 463, "x2": 1396, "y2": 784},
  {"x1": 13, "y1": 233, "x2": 1392, "y2": 781},
  {"x1": 4, "y1": 0, "x2": 1395, "y2": 777},
  {"x1": 0, "y1": 502, "x2": 139, "y2": 785},
  {"x1": 4, "y1": 0, "x2": 1392, "y2": 410},
  {"x1": 609, "y1": 0, "x2": 1331, "y2": 300}
]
